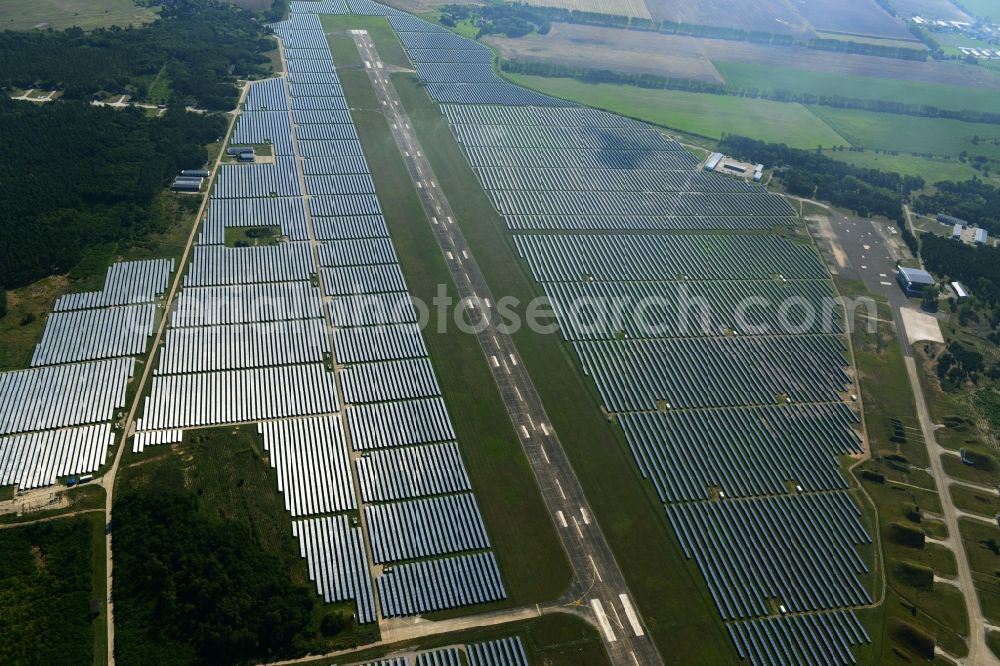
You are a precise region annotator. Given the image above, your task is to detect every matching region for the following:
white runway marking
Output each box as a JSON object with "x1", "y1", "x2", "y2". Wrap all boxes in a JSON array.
[
  {"x1": 556, "y1": 510, "x2": 567, "y2": 528},
  {"x1": 591, "y1": 599, "x2": 617, "y2": 642},
  {"x1": 619, "y1": 594, "x2": 645, "y2": 637},
  {"x1": 580, "y1": 506, "x2": 591, "y2": 525},
  {"x1": 589, "y1": 554, "x2": 603, "y2": 582}
]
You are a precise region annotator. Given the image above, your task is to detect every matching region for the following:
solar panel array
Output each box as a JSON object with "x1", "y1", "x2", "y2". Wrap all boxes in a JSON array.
[
  {"x1": 132, "y1": 13, "x2": 507, "y2": 624},
  {"x1": 0, "y1": 257, "x2": 172, "y2": 490},
  {"x1": 399, "y1": 16, "x2": 873, "y2": 665}
]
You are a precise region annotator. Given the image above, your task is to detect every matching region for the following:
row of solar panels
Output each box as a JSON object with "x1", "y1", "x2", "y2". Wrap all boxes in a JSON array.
[
  {"x1": 575, "y1": 335, "x2": 851, "y2": 411},
  {"x1": 0, "y1": 425, "x2": 114, "y2": 490},
  {"x1": 155, "y1": 318, "x2": 330, "y2": 375},
  {"x1": 512, "y1": 234, "x2": 828, "y2": 282},
  {"x1": 491, "y1": 189, "x2": 794, "y2": 219},
  {"x1": 620, "y1": 404, "x2": 862, "y2": 503},
  {"x1": 504, "y1": 214, "x2": 787, "y2": 232},
  {"x1": 543, "y1": 279, "x2": 842, "y2": 341}
]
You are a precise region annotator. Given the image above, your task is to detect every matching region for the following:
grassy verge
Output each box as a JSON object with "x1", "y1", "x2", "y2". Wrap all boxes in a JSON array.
[
  {"x1": 714, "y1": 61, "x2": 1000, "y2": 115},
  {"x1": 958, "y1": 518, "x2": 1000, "y2": 626},
  {"x1": 835, "y1": 276, "x2": 971, "y2": 660},
  {"x1": 311, "y1": 613, "x2": 608, "y2": 665},
  {"x1": 324, "y1": 23, "x2": 571, "y2": 609}
]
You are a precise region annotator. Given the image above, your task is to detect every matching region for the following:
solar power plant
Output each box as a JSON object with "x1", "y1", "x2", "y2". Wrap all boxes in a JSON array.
[
  {"x1": 0, "y1": 258, "x2": 173, "y2": 489},
  {"x1": 389, "y1": 15, "x2": 873, "y2": 665},
  {"x1": 131, "y1": 13, "x2": 506, "y2": 625}
]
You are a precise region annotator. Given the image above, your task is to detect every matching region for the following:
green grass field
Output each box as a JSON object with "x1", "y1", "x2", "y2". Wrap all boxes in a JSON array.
[
  {"x1": 323, "y1": 17, "x2": 573, "y2": 611},
  {"x1": 315, "y1": 613, "x2": 609, "y2": 665},
  {"x1": 0, "y1": 0, "x2": 158, "y2": 31},
  {"x1": 502, "y1": 74, "x2": 849, "y2": 148},
  {"x1": 808, "y1": 105, "x2": 1000, "y2": 160},
  {"x1": 958, "y1": 517, "x2": 1000, "y2": 627},
  {"x1": 715, "y1": 61, "x2": 1000, "y2": 114},
  {"x1": 821, "y1": 149, "x2": 999, "y2": 186}
]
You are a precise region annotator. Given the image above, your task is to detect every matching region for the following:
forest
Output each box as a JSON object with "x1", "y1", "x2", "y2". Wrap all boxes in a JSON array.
[
  {"x1": 913, "y1": 179, "x2": 1000, "y2": 235},
  {"x1": 921, "y1": 234, "x2": 1000, "y2": 306},
  {"x1": 0, "y1": 0, "x2": 273, "y2": 110},
  {"x1": 719, "y1": 135, "x2": 922, "y2": 222},
  {"x1": 439, "y1": 4, "x2": 551, "y2": 37},
  {"x1": 0, "y1": 516, "x2": 101, "y2": 666},
  {"x1": 0, "y1": 96, "x2": 225, "y2": 288},
  {"x1": 113, "y1": 491, "x2": 315, "y2": 665}
]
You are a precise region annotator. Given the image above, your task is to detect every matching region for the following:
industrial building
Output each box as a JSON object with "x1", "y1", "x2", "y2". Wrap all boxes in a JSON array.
[
  {"x1": 171, "y1": 178, "x2": 202, "y2": 192},
  {"x1": 181, "y1": 169, "x2": 210, "y2": 178},
  {"x1": 952, "y1": 282, "x2": 970, "y2": 301},
  {"x1": 896, "y1": 266, "x2": 936, "y2": 296}
]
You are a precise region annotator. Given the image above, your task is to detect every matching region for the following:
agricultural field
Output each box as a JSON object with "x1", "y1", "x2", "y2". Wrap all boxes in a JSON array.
[
  {"x1": 518, "y1": 0, "x2": 651, "y2": 19},
  {"x1": 796, "y1": 0, "x2": 913, "y2": 40},
  {"x1": 504, "y1": 73, "x2": 848, "y2": 146},
  {"x1": 485, "y1": 23, "x2": 1000, "y2": 90},
  {"x1": 893, "y1": 0, "x2": 971, "y2": 21},
  {"x1": 820, "y1": 149, "x2": 1000, "y2": 186},
  {"x1": 0, "y1": 0, "x2": 158, "y2": 31},
  {"x1": 642, "y1": 0, "x2": 811, "y2": 35},
  {"x1": 715, "y1": 61, "x2": 1000, "y2": 113},
  {"x1": 959, "y1": 0, "x2": 1000, "y2": 19},
  {"x1": 642, "y1": 0, "x2": 913, "y2": 39},
  {"x1": 807, "y1": 105, "x2": 1000, "y2": 160}
]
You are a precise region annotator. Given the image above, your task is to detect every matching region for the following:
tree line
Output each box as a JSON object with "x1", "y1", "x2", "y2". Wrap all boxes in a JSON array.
[
  {"x1": 499, "y1": 58, "x2": 1000, "y2": 125},
  {"x1": 0, "y1": 0, "x2": 273, "y2": 110},
  {"x1": 913, "y1": 179, "x2": 1000, "y2": 235},
  {"x1": 719, "y1": 135, "x2": 923, "y2": 223},
  {"x1": 0, "y1": 96, "x2": 225, "y2": 288},
  {"x1": 921, "y1": 234, "x2": 1000, "y2": 306}
]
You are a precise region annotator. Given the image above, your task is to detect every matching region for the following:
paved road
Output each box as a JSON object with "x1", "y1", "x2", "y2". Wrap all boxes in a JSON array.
[
  {"x1": 350, "y1": 31, "x2": 662, "y2": 666},
  {"x1": 802, "y1": 201, "x2": 995, "y2": 665},
  {"x1": 101, "y1": 80, "x2": 252, "y2": 666}
]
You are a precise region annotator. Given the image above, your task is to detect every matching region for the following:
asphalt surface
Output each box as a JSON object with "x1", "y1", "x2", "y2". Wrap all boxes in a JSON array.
[
  {"x1": 351, "y1": 30, "x2": 663, "y2": 666},
  {"x1": 803, "y1": 201, "x2": 995, "y2": 665}
]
